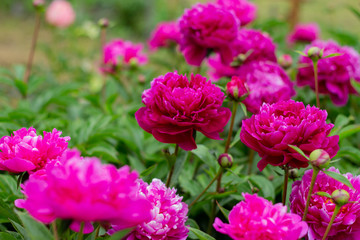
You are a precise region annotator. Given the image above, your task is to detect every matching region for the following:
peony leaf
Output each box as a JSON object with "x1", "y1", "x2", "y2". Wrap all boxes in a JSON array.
[
  {"x1": 189, "y1": 227, "x2": 216, "y2": 240},
  {"x1": 15, "y1": 211, "x2": 53, "y2": 240},
  {"x1": 351, "y1": 79, "x2": 360, "y2": 94},
  {"x1": 107, "y1": 228, "x2": 133, "y2": 240},
  {"x1": 348, "y1": 5, "x2": 360, "y2": 20},
  {"x1": 249, "y1": 175, "x2": 275, "y2": 200},
  {"x1": 336, "y1": 146, "x2": 360, "y2": 165},
  {"x1": 330, "y1": 114, "x2": 351, "y2": 135},
  {"x1": 0, "y1": 232, "x2": 18, "y2": 240},
  {"x1": 140, "y1": 164, "x2": 157, "y2": 177},
  {"x1": 323, "y1": 53, "x2": 343, "y2": 58},
  {"x1": 315, "y1": 191, "x2": 332, "y2": 199},
  {"x1": 294, "y1": 50, "x2": 307, "y2": 57},
  {"x1": 240, "y1": 102, "x2": 247, "y2": 117},
  {"x1": 216, "y1": 201, "x2": 229, "y2": 221},
  {"x1": 288, "y1": 145, "x2": 310, "y2": 160},
  {"x1": 323, "y1": 171, "x2": 355, "y2": 190},
  {"x1": 338, "y1": 124, "x2": 360, "y2": 141},
  {"x1": 230, "y1": 127, "x2": 242, "y2": 149}
]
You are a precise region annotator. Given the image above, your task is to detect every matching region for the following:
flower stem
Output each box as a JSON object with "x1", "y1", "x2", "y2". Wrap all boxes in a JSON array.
[
  {"x1": 302, "y1": 168, "x2": 320, "y2": 221},
  {"x1": 24, "y1": 12, "x2": 41, "y2": 85},
  {"x1": 247, "y1": 149, "x2": 255, "y2": 175},
  {"x1": 101, "y1": 27, "x2": 108, "y2": 104},
  {"x1": 313, "y1": 60, "x2": 320, "y2": 108},
  {"x1": 166, "y1": 144, "x2": 179, "y2": 187},
  {"x1": 282, "y1": 166, "x2": 289, "y2": 205},
  {"x1": 52, "y1": 221, "x2": 59, "y2": 240},
  {"x1": 224, "y1": 102, "x2": 237, "y2": 154},
  {"x1": 189, "y1": 168, "x2": 222, "y2": 209},
  {"x1": 77, "y1": 222, "x2": 85, "y2": 240},
  {"x1": 322, "y1": 205, "x2": 341, "y2": 240}
]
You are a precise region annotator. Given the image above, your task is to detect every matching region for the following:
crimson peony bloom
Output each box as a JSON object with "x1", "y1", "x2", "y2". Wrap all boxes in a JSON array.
[
  {"x1": 148, "y1": 21, "x2": 181, "y2": 50},
  {"x1": 297, "y1": 40, "x2": 360, "y2": 106},
  {"x1": 216, "y1": 0, "x2": 257, "y2": 26},
  {"x1": 15, "y1": 150, "x2": 152, "y2": 234},
  {"x1": 240, "y1": 100, "x2": 339, "y2": 171},
  {"x1": 290, "y1": 167, "x2": 360, "y2": 239},
  {"x1": 237, "y1": 61, "x2": 295, "y2": 113},
  {"x1": 102, "y1": 39, "x2": 148, "y2": 73},
  {"x1": 135, "y1": 72, "x2": 231, "y2": 151},
  {"x1": 287, "y1": 23, "x2": 319, "y2": 45},
  {"x1": 0, "y1": 127, "x2": 70, "y2": 173},
  {"x1": 46, "y1": 0, "x2": 75, "y2": 28},
  {"x1": 179, "y1": 3, "x2": 239, "y2": 66},
  {"x1": 111, "y1": 179, "x2": 189, "y2": 240},
  {"x1": 214, "y1": 193, "x2": 308, "y2": 240}
]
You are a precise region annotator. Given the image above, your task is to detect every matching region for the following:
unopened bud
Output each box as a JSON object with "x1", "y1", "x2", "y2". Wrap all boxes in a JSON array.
[
  {"x1": 278, "y1": 54, "x2": 293, "y2": 69},
  {"x1": 138, "y1": 74, "x2": 146, "y2": 84},
  {"x1": 309, "y1": 149, "x2": 330, "y2": 169},
  {"x1": 307, "y1": 47, "x2": 323, "y2": 61},
  {"x1": 33, "y1": 0, "x2": 45, "y2": 10},
  {"x1": 331, "y1": 189, "x2": 350, "y2": 206},
  {"x1": 98, "y1": 18, "x2": 109, "y2": 28},
  {"x1": 226, "y1": 76, "x2": 249, "y2": 102},
  {"x1": 289, "y1": 168, "x2": 299, "y2": 180},
  {"x1": 252, "y1": 187, "x2": 259, "y2": 193},
  {"x1": 217, "y1": 153, "x2": 233, "y2": 169}
]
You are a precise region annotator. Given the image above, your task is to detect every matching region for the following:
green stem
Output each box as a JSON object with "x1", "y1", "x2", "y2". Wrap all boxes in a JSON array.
[
  {"x1": 313, "y1": 60, "x2": 320, "y2": 108},
  {"x1": 282, "y1": 166, "x2": 289, "y2": 205},
  {"x1": 94, "y1": 224, "x2": 100, "y2": 239},
  {"x1": 166, "y1": 144, "x2": 179, "y2": 187},
  {"x1": 303, "y1": 168, "x2": 320, "y2": 221},
  {"x1": 322, "y1": 205, "x2": 341, "y2": 240},
  {"x1": 101, "y1": 27, "x2": 107, "y2": 104},
  {"x1": 247, "y1": 149, "x2": 255, "y2": 175},
  {"x1": 224, "y1": 103, "x2": 238, "y2": 154},
  {"x1": 77, "y1": 222, "x2": 85, "y2": 240},
  {"x1": 52, "y1": 221, "x2": 59, "y2": 240}
]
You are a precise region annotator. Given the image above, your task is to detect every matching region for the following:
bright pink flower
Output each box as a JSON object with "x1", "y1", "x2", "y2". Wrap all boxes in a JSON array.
[
  {"x1": 214, "y1": 193, "x2": 308, "y2": 240},
  {"x1": 216, "y1": 0, "x2": 257, "y2": 26},
  {"x1": 0, "y1": 127, "x2": 70, "y2": 173},
  {"x1": 240, "y1": 100, "x2": 339, "y2": 171},
  {"x1": 135, "y1": 72, "x2": 231, "y2": 151},
  {"x1": 297, "y1": 40, "x2": 360, "y2": 106},
  {"x1": 290, "y1": 167, "x2": 360, "y2": 239},
  {"x1": 237, "y1": 61, "x2": 295, "y2": 113},
  {"x1": 179, "y1": 3, "x2": 239, "y2": 66},
  {"x1": 148, "y1": 22, "x2": 181, "y2": 50},
  {"x1": 46, "y1": 0, "x2": 75, "y2": 28},
  {"x1": 102, "y1": 39, "x2": 148, "y2": 73},
  {"x1": 15, "y1": 150, "x2": 152, "y2": 233},
  {"x1": 287, "y1": 23, "x2": 319, "y2": 45},
  {"x1": 111, "y1": 179, "x2": 189, "y2": 240}
]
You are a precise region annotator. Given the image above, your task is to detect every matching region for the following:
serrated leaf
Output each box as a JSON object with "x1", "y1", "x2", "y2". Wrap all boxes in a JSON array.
[
  {"x1": 15, "y1": 211, "x2": 53, "y2": 240},
  {"x1": 288, "y1": 145, "x2": 310, "y2": 160},
  {"x1": 323, "y1": 171, "x2": 354, "y2": 190},
  {"x1": 315, "y1": 191, "x2": 332, "y2": 198},
  {"x1": 189, "y1": 227, "x2": 216, "y2": 240}
]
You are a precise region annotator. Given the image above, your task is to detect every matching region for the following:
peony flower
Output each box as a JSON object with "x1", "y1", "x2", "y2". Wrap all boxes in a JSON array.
[
  {"x1": 214, "y1": 193, "x2": 308, "y2": 240},
  {"x1": 148, "y1": 21, "x2": 181, "y2": 50},
  {"x1": 135, "y1": 72, "x2": 231, "y2": 151},
  {"x1": 297, "y1": 40, "x2": 360, "y2": 106},
  {"x1": 111, "y1": 179, "x2": 189, "y2": 240},
  {"x1": 216, "y1": 0, "x2": 257, "y2": 26},
  {"x1": 290, "y1": 167, "x2": 360, "y2": 239},
  {"x1": 102, "y1": 39, "x2": 148, "y2": 73},
  {"x1": 240, "y1": 100, "x2": 339, "y2": 171},
  {"x1": 179, "y1": 3, "x2": 239, "y2": 66},
  {"x1": 287, "y1": 23, "x2": 319, "y2": 45},
  {"x1": 15, "y1": 149, "x2": 152, "y2": 234},
  {"x1": 208, "y1": 29, "x2": 277, "y2": 81},
  {"x1": 46, "y1": 0, "x2": 75, "y2": 28},
  {"x1": 237, "y1": 61, "x2": 295, "y2": 113},
  {"x1": 0, "y1": 127, "x2": 70, "y2": 173}
]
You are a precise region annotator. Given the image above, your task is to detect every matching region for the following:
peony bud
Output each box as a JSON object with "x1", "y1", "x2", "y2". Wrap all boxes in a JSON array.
[
  {"x1": 33, "y1": 0, "x2": 45, "y2": 10},
  {"x1": 278, "y1": 54, "x2": 293, "y2": 69},
  {"x1": 309, "y1": 149, "x2": 330, "y2": 169},
  {"x1": 218, "y1": 153, "x2": 233, "y2": 169},
  {"x1": 226, "y1": 76, "x2": 249, "y2": 102},
  {"x1": 331, "y1": 189, "x2": 350, "y2": 206},
  {"x1": 307, "y1": 47, "x2": 323, "y2": 61},
  {"x1": 98, "y1": 18, "x2": 109, "y2": 28},
  {"x1": 289, "y1": 168, "x2": 299, "y2": 180}
]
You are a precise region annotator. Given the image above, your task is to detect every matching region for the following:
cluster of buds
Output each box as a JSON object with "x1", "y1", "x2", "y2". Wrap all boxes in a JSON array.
[{"x1": 226, "y1": 76, "x2": 249, "y2": 102}]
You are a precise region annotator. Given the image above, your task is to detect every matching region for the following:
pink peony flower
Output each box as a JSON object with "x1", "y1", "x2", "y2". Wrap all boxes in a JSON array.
[
  {"x1": 216, "y1": 0, "x2": 257, "y2": 26},
  {"x1": 15, "y1": 149, "x2": 152, "y2": 233},
  {"x1": 290, "y1": 167, "x2": 360, "y2": 239},
  {"x1": 297, "y1": 40, "x2": 360, "y2": 106},
  {"x1": 135, "y1": 72, "x2": 231, "y2": 151},
  {"x1": 214, "y1": 193, "x2": 308, "y2": 240},
  {"x1": 102, "y1": 39, "x2": 148, "y2": 73},
  {"x1": 148, "y1": 22, "x2": 181, "y2": 50},
  {"x1": 287, "y1": 23, "x2": 319, "y2": 45},
  {"x1": 111, "y1": 179, "x2": 189, "y2": 240},
  {"x1": 236, "y1": 61, "x2": 295, "y2": 113},
  {"x1": 240, "y1": 100, "x2": 339, "y2": 171},
  {"x1": 46, "y1": 0, "x2": 75, "y2": 28},
  {"x1": 0, "y1": 127, "x2": 70, "y2": 173},
  {"x1": 179, "y1": 3, "x2": 239, "y2": 66}
]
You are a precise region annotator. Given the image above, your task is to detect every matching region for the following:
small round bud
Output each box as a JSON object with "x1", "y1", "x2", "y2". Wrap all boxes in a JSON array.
[
  {"x1": 217, "y1": 153, "x2": 233, "y2": 169},
  {"x1": 33, "y1": 0, "x2": 45, "y2": 10},
  {"x1": 251, "y1": 187, "x2": 259, "y2": 193},
  {"x1": 138, "y1": 74, "x2": 146, "y2": 84},
  {"x1": 226, "y1": 76, "x2": 249, "y2": 102},
  {"x1": 268, "y1": 175, "x2": 274, "y2": 181},
  {"x1": 278, "y1": 54, "x2": 293, "y2": 69},
  {"x1": 309, "y1": 149, "x2": 331, "y2": 169},
  {"x1": 98, "y1": 18, "x2": 109, "y2": 28},
  {"x1": 331, "y1": 189, "x2": 350, "y2": 206},
  {"x1": 307, "y1": 47, "x2": 323, "y2": 61},
  {"x1": 289, "y1": 168, "x2": 299, "y2": 180}
]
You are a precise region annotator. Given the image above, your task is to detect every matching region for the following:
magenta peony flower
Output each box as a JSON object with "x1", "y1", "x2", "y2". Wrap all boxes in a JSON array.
[
  {"x1": 216, "y1": 0, "x2": 257, "y2": 26},
  {"x1": 287, "y1": 23, "x2": 319, "y2": 45},
  {"x1": 148, "y1": 21, "x2": 181, "y2": 50},
  {"x1": 290, "y1": 167, "x2": 360, "y2": 239},
  {"x1": 236, "y1": 61, "x2": 295, "y2": 113},
  {"x1": 102, "y1": 39, "x2": 148, "y2": 73},
  {"x1": 240, "y1": 100, "x2": 339, "y2": 171},
  {"x1": 0, "y1": 127, "x2": 70, "y2": 173},
  {"x1": 15, "y1": 149, "x2": 152, "y2": 233},
  {"x1": 135, "y1": 72, "x2": 231, "y2": 151},
  {"x1": 179, "y1": 3, "x2": 239, "y2": 66},
  {"x1": 111, "y1": 179, "x2": 189, "y2": 240},
  {"x1": 297, "y1": 40, "x2": 360, "y2": 106},
  {"x1": 46, "y1": 0, "x2": 75, "y2": 28},
  {"x1": 214, "y1": 193, "x2": 308, "y2": 240}
]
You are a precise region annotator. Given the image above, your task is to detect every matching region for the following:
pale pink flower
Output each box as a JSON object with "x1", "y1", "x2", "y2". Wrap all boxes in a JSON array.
[{"x1": 46, "y1": 0, "x2": 75, "y2": 28}]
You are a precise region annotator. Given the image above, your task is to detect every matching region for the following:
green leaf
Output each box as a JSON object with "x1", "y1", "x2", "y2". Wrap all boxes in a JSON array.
[
  {"x1": 216, "y1": 201, "x2": 229, "y2": 221},
  {"x1": 323, "y1": 171, "x2": 354, "y2": 190},
  {"x1": 348, "y1": 5, "x2": 360, "y2": 20},
  {"x1": 15, "y1": 211, "x2": 53, "y2": 240},
  {"x1": 323, "y1": 53, "x2": 342, "y2": 58},
  {"x1": 0, "y1": 232, "x2": 18, "y2": 240},
  {"x1": 189, "y1": 227, "x2": 216, "y2": 240},
  {"x1": 315, "y1": 191, "x2": 332, "y2": 199},
  {"x1": 10, "y1": 219, "x2": 29, "y2": 240},
  {"x1": 107, "y1": 228, "x2": 133, "y2": 240},
  {"x1": 191, "y1": 145, "x2": 216, "y2": 169},
  {"x1": 330, "y1": 114, "x2": 351, "y2": 135},
  {"x1": 288, "y1": 145, "x2": 310, "y2": 160},
  {"x1": 0, "y1": 198, "x2": 20, "y2": 224},
  {"x1": 13, "y1": 80, "x2": 27, "y2": 98},
  {"x1": 294, "y1": 50, "x2": 307, "y2": 57},
  {"x1": 140, "y1": 164, "x2": 157, "y2": 177},
  {"x1": 351, "y1": 79, "x2": 360, "y2": 94},
  {"x1": 338, "y1": 124, "x2": 360, "y2": 141},
  {"x1": 168, "y1": 150, "x2": 189, "y2": 187},
  {"x1": 336, "y1": 146, "x2": 360, "y2": 165},
  {"x1": 230, "y1": 127, "x2": 242, "y2": 148},
  {"x1": 249, "y1": 175, "x2": 275, "y2": 200},
  {"x1": 240, "y1": 102, "x2": 247, "y2": 117}
]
